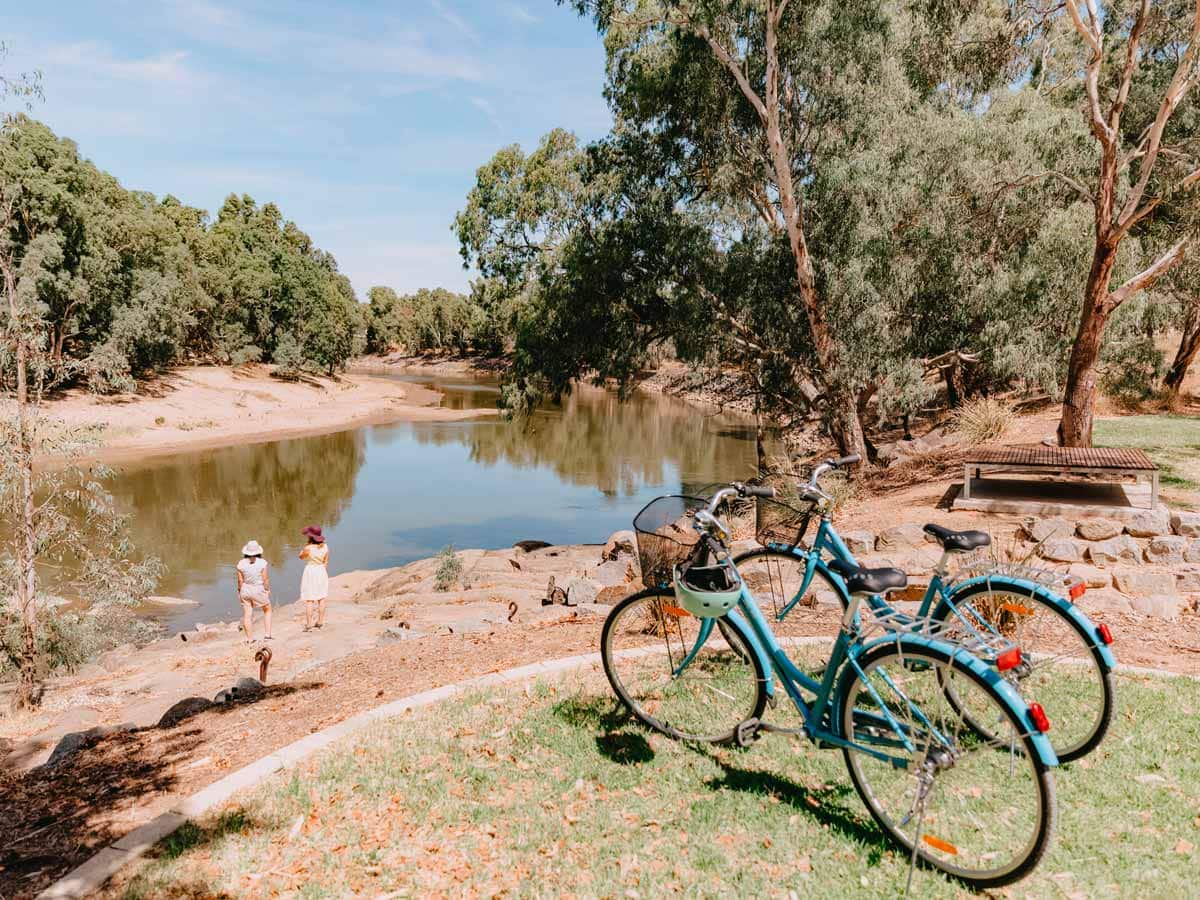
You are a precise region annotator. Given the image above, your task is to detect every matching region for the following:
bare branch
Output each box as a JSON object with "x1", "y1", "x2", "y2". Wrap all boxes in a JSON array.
[
  {"x1": 1117, "y1": 1, "x2": 1200, "y2": 224},
  {"x1": 1064, "y1": 0, "x2": 1113, "y2": 144},
  {"x1": 1109, "y1": 235, "x2": 1190, "y2": 307},
  {"x1": 1108, "y1": 0, "x2": 1149, "y2": 130}
]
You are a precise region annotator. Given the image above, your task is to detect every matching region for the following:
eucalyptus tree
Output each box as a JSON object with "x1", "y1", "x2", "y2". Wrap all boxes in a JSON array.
[
  {"x1": 1163, "y1": 250, "x2": 1200, "y2": 399},
  {"x1": 1040, "y1": 0, "x2": 1200, "y2": 444}
]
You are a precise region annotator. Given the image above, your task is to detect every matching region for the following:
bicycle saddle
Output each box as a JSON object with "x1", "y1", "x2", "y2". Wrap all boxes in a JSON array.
[
  {"x1": 826, "y1": 558, "x2": 907, "y2": 595},
  {"x1": 923, "y1": 523, "x2": 991, "y2": 552}
]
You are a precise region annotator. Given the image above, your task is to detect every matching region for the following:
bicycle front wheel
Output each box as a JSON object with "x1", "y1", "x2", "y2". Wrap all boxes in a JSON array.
[
  {"x1": 934, "y1": 582, "x2": 1114, "y2": 763},
  {"x1": 838, "y1": 641, "x2": 1056, "y2": 889},
  {"x1": 601, "y1": 588, "x2": 766, "y2": 743}
]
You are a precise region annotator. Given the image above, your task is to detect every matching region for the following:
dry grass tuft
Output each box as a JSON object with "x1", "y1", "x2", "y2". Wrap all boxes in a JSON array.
[{"x1": 950, "y1": 397, "x2": 1015, "y2": 444}]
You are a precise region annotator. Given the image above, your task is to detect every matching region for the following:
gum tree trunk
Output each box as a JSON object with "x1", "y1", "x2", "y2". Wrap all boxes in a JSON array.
[
  {"x1": 1164, "y1": 302, "x2": 1200, "y2": 398},
  {"x1": 1059, "y1": 244, "x2": 1119, "y2": 447}
]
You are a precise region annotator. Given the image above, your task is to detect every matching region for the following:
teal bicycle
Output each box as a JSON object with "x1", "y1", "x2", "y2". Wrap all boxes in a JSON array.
[
  {"x1": 735, "y1": 455, "x2": 1116, "y2": 762},
  {"x1": 602, "y1": 483, "x2": 1058, "y2": 889}
]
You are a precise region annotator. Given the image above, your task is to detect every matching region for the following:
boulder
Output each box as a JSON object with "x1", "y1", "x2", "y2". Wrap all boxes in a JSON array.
[
  {"x1": 1088, "y1": 535, "x2": 1142, "y2": 565},
  {"x1": 1171, "y1": 511, "x2": 1200, "y2": 538},
  {"x1": 1075, "y1": 517, "x2": 1123, "y2": 541},
  {"x1": 47, "y1": 723, "x2": 135, "y2": 766},
  {"x1": 1112, "y1": 568, "x2": 1177, "y2": 597},
  {"x1": 1068, "y1": 564, "x2": 1111, "y2": 590},
  {"x1": 157, "y1": 697, "x2": 216, "y2": 729},
  {"x1": 594, "y1": 559, "x2": 634, "y2": 587},
  {"x1": 1023, "y1": 517, "x2": 1074, "y2": 543},
  {"x1": 1144, "y1": 535, "x2": 1189, "y2": 566},
  {"x1": 1039, "y1": 538, "x2": 1083, "y2": 563},
  {"x1": 1078, "y1": 589, "x2": 1134, "y2": 617},
  {"x1": 876, "y1": 523, "x2": 928, "y2": 552},
  {"x1": 601, "y1": 530, "x2": 636, "y2": 561},
  {"x1": 566, "y1": 578, "x2": 600, "y2": 607},
  {"x1": 1176, "y1": 567, "x2": 1200, "y2": 593},
  {"x1": 1129, "y1": 594, "x2": 1183, "y2": 621},
  {"x1": 235, "y1": 677, "x2": 266, "y2": 696},
  {"x1": 842, "y1": 531, "x2": 876, "y2": 555},
  {"x1": 1188, "y1": 541, "x2": 1200, "y2": 564},
  {"x1": 513, "y1": 540, "x2": 552, "y2": 553},
  {"x1": 1125, "y1": 508, "x2": 1172, "y2": 538}
]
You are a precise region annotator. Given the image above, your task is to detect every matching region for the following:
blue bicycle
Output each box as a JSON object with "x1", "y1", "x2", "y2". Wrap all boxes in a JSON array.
[
  {"x1": 602, "y1": 483, "x2": 1058, "y2": 889},
  {"x1": 734, "y1": 455, "x2": 1116, "y2": 763}
]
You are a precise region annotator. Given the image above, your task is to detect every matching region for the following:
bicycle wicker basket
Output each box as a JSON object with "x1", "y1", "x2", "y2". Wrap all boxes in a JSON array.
[
  {"x1": 755, "y1": 496, "x2": 817, "y2": 550},
  {"x1": 633, "y1": 495, "x2": 705, "y2": 589}
]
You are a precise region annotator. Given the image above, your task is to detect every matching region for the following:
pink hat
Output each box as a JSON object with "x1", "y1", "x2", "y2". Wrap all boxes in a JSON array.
[{"x1": 302, "y1": 525, "x2": 325, "y2": 543}]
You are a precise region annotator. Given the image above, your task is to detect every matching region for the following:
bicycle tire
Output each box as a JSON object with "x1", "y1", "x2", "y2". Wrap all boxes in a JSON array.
[
  {"x1": 601, "y1": 587, "x2": 767, "y2": 743},
  {"x1": 837, "y1": 640, "x2": 1057, "y2": 889},
  {"x1": 934, "y1": 581, "x2": 1114, "y2": 763}
]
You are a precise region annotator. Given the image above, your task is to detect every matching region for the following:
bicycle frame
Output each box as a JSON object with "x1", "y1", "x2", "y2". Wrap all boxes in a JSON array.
[
  {"x1": 763, "y1": 516, "x2": 1116, "y2": 672},
  {"x1": 720, "y1": 578, "x2": 1059, "y2": 769}
]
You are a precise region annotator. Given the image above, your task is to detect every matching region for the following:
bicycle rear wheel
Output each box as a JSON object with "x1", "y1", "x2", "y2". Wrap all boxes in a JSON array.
[
  {"x1": 838, "y1": 641, "x2": 1055, "y2": 889},
  {"x1": 601, "y1": 588, "x2": 766, "y2": 743},
  {"x1": 934, "y1": 583, "x2": 1114, "y2": 763}
]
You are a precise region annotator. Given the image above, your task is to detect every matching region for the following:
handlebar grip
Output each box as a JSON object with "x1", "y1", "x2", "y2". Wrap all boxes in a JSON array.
[
  {"x1": 744, "y1": 484, "x2": 776, "y2": 499},
  {"x1": 829, "y1": 454, "x2": 861, "y2": 467}
]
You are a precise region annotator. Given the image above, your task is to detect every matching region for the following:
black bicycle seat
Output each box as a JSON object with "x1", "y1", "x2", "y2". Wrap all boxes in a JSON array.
[
  {"x1": 923, "y1": 524, "x2": 991, "y2": 552},
  {"x1": 826, "y1": 558, "x2": 907, "y2": 595}
]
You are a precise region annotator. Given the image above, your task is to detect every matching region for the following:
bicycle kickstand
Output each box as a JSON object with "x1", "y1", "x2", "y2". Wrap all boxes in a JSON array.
[{"x1": 735, "y1": 718, "x2": 807, "y2": 748}]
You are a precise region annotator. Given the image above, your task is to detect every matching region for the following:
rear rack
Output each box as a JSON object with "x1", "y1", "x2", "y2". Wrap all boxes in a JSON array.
[
  {"x1": 859, "y1": 607, "x2": 1017, "y2": 662},
  {"x1": 946, "y1": 550, "x2": 1084, "y2": 596}
]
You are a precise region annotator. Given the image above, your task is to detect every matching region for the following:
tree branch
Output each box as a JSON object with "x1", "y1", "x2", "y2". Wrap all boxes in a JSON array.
[
  {"x1": 1108, "y1": 0, "x2": 1149, "y2": 131},
  {"x1": 1064, "y1": 0, "x2": 1113, "y2": 145},
  {"x1": 1109, "y1": 235, "x2": 1190, "y2": 307}
]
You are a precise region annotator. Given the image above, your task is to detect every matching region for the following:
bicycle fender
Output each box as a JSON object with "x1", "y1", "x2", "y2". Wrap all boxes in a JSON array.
[
  {"x1": 855, "y1": 632, "x2": 1060, "y2": 769},
  {"x1": 949, "y1": 576, "x2": 1116, "y2": 672},
  {"x1": 725, "y1": 608, "x2": 776, "y2": 699}
]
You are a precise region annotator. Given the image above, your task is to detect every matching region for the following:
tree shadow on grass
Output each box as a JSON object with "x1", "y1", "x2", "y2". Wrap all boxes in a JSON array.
[
  {"x1": 552, "y1": 695, "x2": 655, "y2": 765},
  {"x1": 704, "y1": 760, "x2": 889, "y2": 866}
]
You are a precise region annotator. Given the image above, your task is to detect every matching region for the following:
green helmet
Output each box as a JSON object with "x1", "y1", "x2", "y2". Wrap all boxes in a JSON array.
[{"x1": 673, "y1": 558, "x2": 744, "y2": 618}]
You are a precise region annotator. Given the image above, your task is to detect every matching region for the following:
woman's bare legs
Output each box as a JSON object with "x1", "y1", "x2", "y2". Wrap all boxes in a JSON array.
[
  {"x1": 305, "y1": 600, "x2": 314, "y2": 630},
  {"x1": 241, "y1": 601, "x2": 254, "y2": 642},
  {"x1": 263, "y1": 603, "x2": 272, "y2": 639},
  {"x1": 317, "y1": 597, "x2": 327, "y2": 628}
]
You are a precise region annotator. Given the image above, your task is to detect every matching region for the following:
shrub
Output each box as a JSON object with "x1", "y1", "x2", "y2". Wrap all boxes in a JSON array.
[
  {"x1": 950, "y1": 397, "x2": 1014, "y2": 443},
  {"x1": 433, "y1": 545, "x2": 463, "y2": 592}
]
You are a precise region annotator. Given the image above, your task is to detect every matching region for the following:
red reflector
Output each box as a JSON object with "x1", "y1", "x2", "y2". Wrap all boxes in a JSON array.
[
  {"x1": 1097, "y1": 623, "x2": 1113, "y2": 645},
  {"x1": 1029, "y1": 702, "x2": 1051, "y2": 733},
  {"x1": 1069, "y1": 582, "x2": 1086, "y2": 601},
  {"x1": 996, "y1": 647, "x2": 1022, "y2": 672}
]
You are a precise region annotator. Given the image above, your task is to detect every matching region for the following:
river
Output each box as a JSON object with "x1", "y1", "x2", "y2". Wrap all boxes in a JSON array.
[{"x1": 104, "y1": 374, "x2": 760, "y2": 631}]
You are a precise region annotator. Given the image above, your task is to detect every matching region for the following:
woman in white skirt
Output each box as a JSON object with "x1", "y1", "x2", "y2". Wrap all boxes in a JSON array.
[
  {"x1": 237, "y1": 540, "x2": 272, "y2": 642},
  {"x1": 299, "y1": 525, "x2": 330, "y2": 631}
]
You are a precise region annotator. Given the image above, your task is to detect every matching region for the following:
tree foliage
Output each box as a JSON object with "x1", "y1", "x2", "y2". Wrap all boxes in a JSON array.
[{"x1": 0, "y1": 117, "x2": 364, "y2": 390}]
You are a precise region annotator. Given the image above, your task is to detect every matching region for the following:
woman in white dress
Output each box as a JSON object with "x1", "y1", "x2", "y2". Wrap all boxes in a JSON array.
[
  {"x1": 300, "y1": 525, "x2": 330, "y2": 631},
  {"x1": 237, "y1": 540, "x2": 272, "y2": 642}
]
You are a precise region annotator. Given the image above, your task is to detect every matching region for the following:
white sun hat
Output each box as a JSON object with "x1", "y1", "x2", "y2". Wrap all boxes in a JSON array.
[{"x1": 241, "y1": 540, "x2": 264, "y2": 557}]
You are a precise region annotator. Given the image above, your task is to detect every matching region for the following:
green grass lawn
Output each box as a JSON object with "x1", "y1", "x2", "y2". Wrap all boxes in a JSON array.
[
  {"x1": 1095, "y1": 414, "x2": 1200, "y2": 503},
  {"x1": 121, "y1": 667, "x2": 1200, "y2": 899}
]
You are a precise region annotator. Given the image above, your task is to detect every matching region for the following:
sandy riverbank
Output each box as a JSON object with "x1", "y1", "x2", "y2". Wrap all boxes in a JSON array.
[{"x1": 11, "y1": 364, "x2": 497, "y2": 464}]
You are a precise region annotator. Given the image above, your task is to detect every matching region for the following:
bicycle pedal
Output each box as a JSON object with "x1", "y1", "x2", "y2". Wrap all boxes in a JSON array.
[
  {"x1": 902, "y1": 659, "x2": 933, "y2": 672},
  {"x1": 735, "y1": 718, "x2": 763, "y2": 747}
]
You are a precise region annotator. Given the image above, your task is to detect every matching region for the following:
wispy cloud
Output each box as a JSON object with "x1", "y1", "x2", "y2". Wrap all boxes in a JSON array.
[
  {"x1": 503, "y1": 4, "x2": 540, "y2": 25},
  {"x1": 44, "y1": 42, "x2": 201, "y2": 87},
  {"x1": 430, "y1": 0, "x2": 481, "y2": 45},
  {"x1": 470, "y1": 96, "x2": 503, "y2": 130}
]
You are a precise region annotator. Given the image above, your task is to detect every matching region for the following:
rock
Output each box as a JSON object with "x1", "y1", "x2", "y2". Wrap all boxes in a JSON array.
[
  {"x1": 235, "y1": 677, "x2": 266, "y2": 696},
  {"x1": 1188, "y1": 541, "x2": 1200, "y2": 564},
  {"x1": 47, "y1": 723, "x2": 135, "y2": 766},
  {"x1": 1171, "y1": 511, "x2": 1200, "y2": 538},
  {"x1": 378, "y1": 625, "x2": 427, "y2": 644},
  {"x1": 1176, "y1": 568, "x2": 1200, "y2": 593},
  {"x1": 1129, "y1": 594, "x2": 1182, "y2": 621},
  {"x1": 597, "y1": 584, "x2": 632, "y2": 605},
  {"x1": 1126, "y1": 508, "x2": 1171, "y2": 538},
  {"x1": 1039, "y1": 538, "x2": 1083, "y2": 563},
  {"x1": 1078, "y1": 589, "x2": 1134, "y2": 616},
  {"x1": 1144, "y1": 535, "x2": 1188, "y2": 566},
  {"x1": 1112, "y1": 568, "x2": 1177, "y2": 597},
  {"x1": 594, "y1": 559, "x2": 633, "y2": 587},
  {"x1": 566, "y1": 578, "x2": 599, "y2": 607},
  {"x1": 1088, "y1": 535, "x2": 1142, "y2": 565},
  {"x1": 143, "y1": 595, "x2": 200, "y2": 607},
  {"x1": 842, "y1": 531, "x2": 876, "y2": 555},
  {"x1": 1068, "y1": 564, "x2": 1111, "y2": 590},
  {"x1": 157, "y1": 697, "x2": 216, "y2": 728},
  {"x1": 876, "y1": 523, "x2": 928, "y2": 552},
  {"x1": 601, "y1": 530, "x2": 636, "y2": 561},
  {"x1": 1075, "y1": 517, "x2": 1122, "y2": 541},
  {"x1": 1023, "y1": 517, "x2": 1074, "y2": 543},
  {"x1": 513, "y1": 540, "x2": 552, "y2": 553}
]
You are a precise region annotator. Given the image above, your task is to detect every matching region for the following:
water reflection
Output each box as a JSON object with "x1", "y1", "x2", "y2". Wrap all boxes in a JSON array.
[{"x1": 99, "y1": 375, "x2": 758, "y2": 631}]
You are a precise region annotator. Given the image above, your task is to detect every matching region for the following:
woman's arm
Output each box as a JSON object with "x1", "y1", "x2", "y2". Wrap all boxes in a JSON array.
[
  {"x1": 299, "y1": 546, "x2": 310, "y2": 560},
  {"x1": 237, "y1": 569, "x2": 244, "y2": 592},
  {"x1": 263, "y1": 565, "x2": 271, "y2": 594}
]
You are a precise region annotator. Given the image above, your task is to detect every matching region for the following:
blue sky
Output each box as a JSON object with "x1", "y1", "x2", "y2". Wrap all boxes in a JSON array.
[{"x1": 2, "y1": 1, "x2": 611, "y2": 297}]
